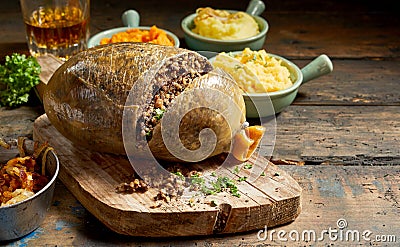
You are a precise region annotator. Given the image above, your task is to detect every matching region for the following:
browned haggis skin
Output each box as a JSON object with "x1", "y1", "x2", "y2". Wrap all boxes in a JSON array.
[{"x1": 43, "y1": 42, "x2": 247, "y2": 161}]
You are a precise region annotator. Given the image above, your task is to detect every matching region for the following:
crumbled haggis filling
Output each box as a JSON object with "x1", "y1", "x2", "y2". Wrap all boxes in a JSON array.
[{"x1": 141, "y1": 71, "x2": 202, "y2": 140}]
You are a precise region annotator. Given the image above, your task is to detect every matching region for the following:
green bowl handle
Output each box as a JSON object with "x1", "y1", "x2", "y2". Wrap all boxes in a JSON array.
[
  {"x1": 122, "y1": 9, "x2": 140, "y2": 27},
  {"x1": 246, "y1": 0, "x2": 266, "y2": 16},
  {"x1": 301, "y1": 54, "x2": 333, "y2": 83}
]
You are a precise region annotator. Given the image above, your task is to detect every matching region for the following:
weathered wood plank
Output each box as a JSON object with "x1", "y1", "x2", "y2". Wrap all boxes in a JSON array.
[
  {"x1": 0, "y1": 0, "x2": 398, "y2": 245},
  {"x1": 266, "y1": 105, "x2": 400, "y2": 164},
  {"x1": 20, "y1": 165, "x2": 399, "y2": 246},
  {"x1": 0, "y1": 106, "x2": 43, "y2": 139},
  {"x1": 35, "y1": 55, "x2": 63, "y2": 100},
  {"x1": 265, "y1": 12, "x2": 400, "y2": 59},
  {"x1": 292, "y1": 59, "x2": 400, "y2": 105}
]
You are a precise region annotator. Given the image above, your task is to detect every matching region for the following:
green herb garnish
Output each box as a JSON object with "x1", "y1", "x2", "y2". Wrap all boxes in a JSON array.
[
  {"x1": 238, "y1": 176, "x2": 247, "y2": 182},
  {"x1": 233, "y1": 166, "x2": 240, "y2": 174},
  {"x1": 174, "y1": 171, "x2": 185, "y2": 180},
  {"x1": 154, "y1": 108, "x2": 165, "y2": 120},
  {"x1": 189, "y1": 174, "x2": 240, "y2": 198},
  {"x1": 145, "y1": 131, "x2": 152, "y2": 139},
  {"x1": 243, "y1": 164, "x2": 253, "y2": 169},
  {"x1": 212, "y1": 176, "x2": 240, "y2": 197},
  {"x1": 0, "y1": 53, "x2": 41, "y2": 107},
  {"x1": 190, "y1": 174, "x2": 204, "y2": 184}
]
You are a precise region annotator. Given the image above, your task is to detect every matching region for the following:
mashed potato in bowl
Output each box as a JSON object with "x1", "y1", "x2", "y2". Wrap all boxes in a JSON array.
[
  {"x1": 191, "y1": 7, "x2": 260, "y2": 40},
  {"x1": 212, "y1": 48, "x2": 293, "y2": 93}
]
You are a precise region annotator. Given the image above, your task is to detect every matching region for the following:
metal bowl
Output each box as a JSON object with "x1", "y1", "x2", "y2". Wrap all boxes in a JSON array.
[
  {"x1": 88, "y1": 10, "x2": 180, "y2": 48},
  {"x1": 0, "y1": 139, "x2": 59, "y2": 241},
  {"x1": 181, "y1": 0, "x2": 268, "y2": 52}
]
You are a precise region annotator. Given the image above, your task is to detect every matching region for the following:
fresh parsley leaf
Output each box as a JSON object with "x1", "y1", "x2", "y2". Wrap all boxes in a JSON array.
[
  {"x1": 154, "y1": 108, "x2": 165, "y2": 120},
  {"x1": 0, "y1": 53, "x2": 41, "y2": 107},
  {"x1": 145, "y1": 131, "x2": 152, "y2": 139},
  {"x1": 243, "y1": 164, "x2": 253, "y2": 169},
  {"x1": 231, "y1": 189, "x2": 241, "y2": 198},
  {"x1": 190, "y1": 174, "x2": 241, "y2": 198},
  {"x1": 174, "y1": 171, "x2": 185, "y2": 180}
]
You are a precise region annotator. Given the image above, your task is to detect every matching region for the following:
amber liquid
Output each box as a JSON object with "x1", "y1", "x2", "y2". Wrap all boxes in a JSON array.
[{"x1": 25, "y1": 6, "x2": 89, "y2": 60}]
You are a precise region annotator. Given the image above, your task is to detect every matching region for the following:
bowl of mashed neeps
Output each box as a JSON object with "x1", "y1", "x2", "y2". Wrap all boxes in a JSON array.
[{"x1": 181, "y1": 0, "x2": 268, "y2": 52}]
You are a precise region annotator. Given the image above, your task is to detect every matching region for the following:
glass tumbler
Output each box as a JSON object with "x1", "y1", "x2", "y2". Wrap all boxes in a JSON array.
[{"x1": 20, "y1": 0, "x2": 90, "y2": 61}]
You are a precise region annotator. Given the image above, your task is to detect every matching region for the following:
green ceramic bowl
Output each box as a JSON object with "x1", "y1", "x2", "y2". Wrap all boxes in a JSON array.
[
  {"x1": 88, "y1": 10, "x2": 180, "y2": 48},
  {"x1": 208, "y1": 52, "x2": 333, "y2": 118},
  {"x1": 181, "y1": 0, "x2": 268, "y2": 52}
]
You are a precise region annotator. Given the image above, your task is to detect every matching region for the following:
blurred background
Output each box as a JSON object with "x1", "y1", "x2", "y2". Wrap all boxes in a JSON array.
[{"x1": 1, "y1": 0, "x2": 399, "y2": 60}]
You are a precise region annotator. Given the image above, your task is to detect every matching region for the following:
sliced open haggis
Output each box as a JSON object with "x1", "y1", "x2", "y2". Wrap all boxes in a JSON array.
[{"x1": 43, "y1": 42, "x2": 264, "y2": 162}]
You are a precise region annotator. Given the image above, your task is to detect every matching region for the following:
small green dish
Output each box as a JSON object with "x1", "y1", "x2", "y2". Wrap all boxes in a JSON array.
[
  {"x1": 88, "y1": 10, "x2": 180, "y2": 48},
  {"x1": 208, "y1": 52, "x2": 333, "y2": 118},
  {"x1": 181, "y1": 0, "x2": 268, "y2": 52}
]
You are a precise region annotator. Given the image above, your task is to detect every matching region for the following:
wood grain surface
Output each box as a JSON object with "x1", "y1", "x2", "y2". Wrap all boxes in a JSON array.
[
  {"x1": 1, "y1": 0, "x2": 399, "y2": 245},
  {"x1": 269, "y1": 105, "x2": 400, "y2": 164},
  {"x1": 33, "y1": 114, "x2": 302, "y2": 237},
  {"x1": 10, "y1": 163, "x2": 399, "y2": 246}
]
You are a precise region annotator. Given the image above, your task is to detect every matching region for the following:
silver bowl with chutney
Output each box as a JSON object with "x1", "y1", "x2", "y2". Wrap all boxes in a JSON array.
[{"x1": 0, "y1": 139, "x2": 59, "y2": 241}]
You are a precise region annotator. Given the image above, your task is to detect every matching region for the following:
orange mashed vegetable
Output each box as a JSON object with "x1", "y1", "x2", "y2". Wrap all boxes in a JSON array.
[{"x1": 100, "y1": 25, "x2": 174, "y2": 46}]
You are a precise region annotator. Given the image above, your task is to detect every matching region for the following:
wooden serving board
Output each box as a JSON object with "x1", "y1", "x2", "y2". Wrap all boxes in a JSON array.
[
  {"x1": 33, "y1": 114, "x2": 301, "y2": 237},
  {"x1": 33, "y1": 54, "x2": 301, "y2": 237}
]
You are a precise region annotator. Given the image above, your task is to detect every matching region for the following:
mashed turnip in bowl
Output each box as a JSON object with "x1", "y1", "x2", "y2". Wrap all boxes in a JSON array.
[{"x1": 191, "y1": 7, "x2": 259, "y2": 40}]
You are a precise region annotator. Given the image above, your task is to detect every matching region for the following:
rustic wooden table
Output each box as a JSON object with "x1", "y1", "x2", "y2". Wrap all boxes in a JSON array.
[{"x1": 1, "y1": 0, "x2": 399, "y2": 246}]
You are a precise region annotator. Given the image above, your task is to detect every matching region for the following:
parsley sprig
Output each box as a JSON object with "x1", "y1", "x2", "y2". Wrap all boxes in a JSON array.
[
  {"x1": 189, "y1": 173, "x2": 241, "y2": 198},
  {"x1": 0, "y1": 53, "x2": 41, "y2": 107}
]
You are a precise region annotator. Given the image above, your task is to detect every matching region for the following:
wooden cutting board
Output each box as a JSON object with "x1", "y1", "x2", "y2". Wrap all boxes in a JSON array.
[
  {"x1": 33, "y1": 54, "x2": 302, "y2": 237},
  {"x1": 33, "y1": 115, "x2": 301, "y2": 237}
]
